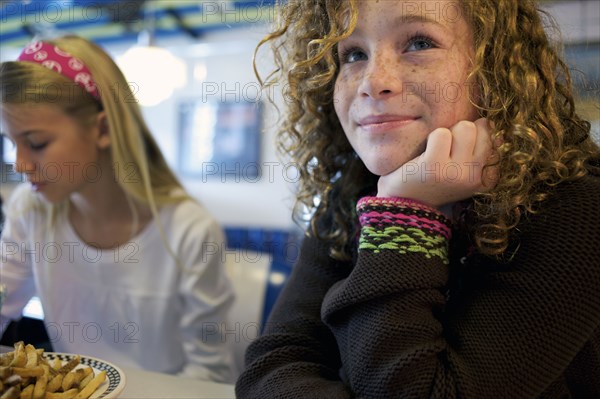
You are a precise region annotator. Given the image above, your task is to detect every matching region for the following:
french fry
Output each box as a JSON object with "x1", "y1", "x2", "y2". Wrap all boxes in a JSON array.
[
  {"x1": 9, "y1": 343, "x2": 26, "y2": 368},
  {"x1": 46, "y1": 374, "x2": 63, "y2": 394},
  {"x1": 20, "y1": 383, "x2": 35, "y2": 399},
  {"x1": 60, "y1": 372, "x2": 76, "y2": 392},
  {"x1": 32, "y1": 372, "x2": 48, "y2": 399},
  {"x1": 44, "y1": 389, "x2": 79, "y2": 399},
  {"x1": 56, "y1": 358, "x2": 79, "y2": 376},
  {"x1": 72, "y1": 369, "x2": 92, "y2": 390},
  {"x1": 24, "y1": 345, "x2": 40, "y2": 369},
  {"x1": 12, "y1": 367, "x2": 44, "y2": 378},
  {"x1": 37, "y1": 359, "x2": 57, "y2": 380},
  {"x1": 77, "y1": 374, "x2": 92, "y2": 391},
  {"x1": 72, "y1": 371, "x2": 105, "y2": 399}
]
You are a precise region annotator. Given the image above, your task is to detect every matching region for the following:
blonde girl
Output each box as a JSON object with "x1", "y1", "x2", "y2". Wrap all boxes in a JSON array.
[{"x1": 0, "y1": 35, "x2": 234, "y2": 382}]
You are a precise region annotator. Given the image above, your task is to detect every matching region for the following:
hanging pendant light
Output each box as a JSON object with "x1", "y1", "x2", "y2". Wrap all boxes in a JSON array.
[{"x1": 116, "y1": 6, "x2": 187, "y2": 107}]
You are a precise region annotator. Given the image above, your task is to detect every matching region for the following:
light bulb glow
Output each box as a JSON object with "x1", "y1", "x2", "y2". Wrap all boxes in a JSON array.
[{"x1": 117, "y1": 46, "x2": 187, "y2": 107}]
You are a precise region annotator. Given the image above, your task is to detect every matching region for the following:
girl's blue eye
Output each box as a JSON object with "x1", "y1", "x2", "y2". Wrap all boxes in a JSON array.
[
  {"x1": 407, "y1": 36, "x2": 435, "y2": 52},
  {"x1": 340, "y1": 48, "x2": 368, "y2": 64}
]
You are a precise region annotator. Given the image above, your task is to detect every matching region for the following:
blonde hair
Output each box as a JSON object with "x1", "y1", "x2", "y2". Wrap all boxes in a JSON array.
[
  {"x1": 1, "y1": 35, "x2": 189, "y2": 258},
  {"x1": 255, "y1": 0, "x2": 600, "y2": 260}
]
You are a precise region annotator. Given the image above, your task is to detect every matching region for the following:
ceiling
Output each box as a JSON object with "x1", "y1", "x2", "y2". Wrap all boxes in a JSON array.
[
  {"x1": 0, "y1": 0, "x2": 278, "y2": 48},
  {"x1": 0, "y1": 0, "x2": 597, "y2": 98}
]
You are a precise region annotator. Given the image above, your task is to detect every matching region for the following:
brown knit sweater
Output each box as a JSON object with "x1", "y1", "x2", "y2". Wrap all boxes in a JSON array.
[{"x1": 236, "y1": 170, "x2": 600, "y2": 398}]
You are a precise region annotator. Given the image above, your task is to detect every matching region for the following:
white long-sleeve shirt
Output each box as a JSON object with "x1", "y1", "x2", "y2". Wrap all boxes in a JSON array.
[{"x1": 0, "y1": 184, "x2": 235, "y2": 383}]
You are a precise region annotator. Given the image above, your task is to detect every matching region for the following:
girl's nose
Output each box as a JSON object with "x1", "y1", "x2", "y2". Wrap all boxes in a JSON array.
[
  {"x1": 358, "y1": 52, "x2": 404, "y2": 99},
  {"x1": 14, "y1": 148, "x2": 37, "y2": 175}
]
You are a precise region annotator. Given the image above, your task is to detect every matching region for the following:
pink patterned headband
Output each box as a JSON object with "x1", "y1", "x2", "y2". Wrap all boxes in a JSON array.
[{"x1": 17, "y1": 40, "x2": 101, "y2": 100}]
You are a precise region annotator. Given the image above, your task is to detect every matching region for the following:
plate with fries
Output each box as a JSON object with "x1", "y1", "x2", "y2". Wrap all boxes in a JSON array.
[
  {"x1": 43, "y1": 353, "x2": 125, "y2": 399},
  {"x1": 0, "y1": 342, "x2": 126, "y2": 399}
]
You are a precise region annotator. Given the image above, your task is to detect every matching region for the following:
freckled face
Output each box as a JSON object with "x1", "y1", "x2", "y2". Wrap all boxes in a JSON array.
[
  {"x1": 333, "y1": 0, "x2": 479, "y2": 176},
  {"x1": 1, "y1": 104, "x2": 102, "y2": 203}
]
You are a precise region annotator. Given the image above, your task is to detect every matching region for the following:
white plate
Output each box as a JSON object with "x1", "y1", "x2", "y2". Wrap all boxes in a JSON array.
[{"x1": 43, "y1": 353, "x2": 126, "y2": 399}]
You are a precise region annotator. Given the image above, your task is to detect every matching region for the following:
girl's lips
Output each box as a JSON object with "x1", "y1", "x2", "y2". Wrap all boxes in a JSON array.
[
  {"x1": 30, "y1": 182, "x2": 47, "y2": 191},
  {"x1": 357, "y1": 115, "x2": 420, "y2": 134}
]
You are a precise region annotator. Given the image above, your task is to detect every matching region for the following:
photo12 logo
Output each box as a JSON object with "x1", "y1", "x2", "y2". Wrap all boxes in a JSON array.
[
  {"x1": 2, "y1": 1, "x2": 115, "y2": 24},
  {"x1": 44, "y1": 321, "x2": 140, "y2": 344},
  {"x1": 1, "y1": 161, "x2": 144, "y2": 185},
  {"x1": 1, "y1": 241, "x2": 140, "y2": 264}
]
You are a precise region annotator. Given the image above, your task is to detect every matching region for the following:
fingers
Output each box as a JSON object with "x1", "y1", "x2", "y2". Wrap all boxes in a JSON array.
[
  {"x1": 447, "y1": 118, "x2": 497, "y2": 192},
  {"x1": 424, "y1": 127, "x2": 452, "y2": 161},
  {"x1": 425, "y1": 119, "x2": 493, "y2": 164},
  {"x1": 449, "y1": 120, "x2": 477, "y2": 160},
  {"x1": 450, "y1": 118, "x2": 495, "y2": 168}
]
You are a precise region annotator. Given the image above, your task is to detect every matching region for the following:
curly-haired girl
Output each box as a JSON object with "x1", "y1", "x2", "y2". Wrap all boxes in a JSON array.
[{"x1": 236, "y1": 0, "x2": 600, "y2": 397}]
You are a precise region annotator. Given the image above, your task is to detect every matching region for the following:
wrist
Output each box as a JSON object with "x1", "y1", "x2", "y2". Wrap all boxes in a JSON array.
[
  {"x1": 356, "y1": 196, "x2": 452, "y2": 263},
  {"x1": 357, "y1": 196, "x2": 452, "y2": 228}
]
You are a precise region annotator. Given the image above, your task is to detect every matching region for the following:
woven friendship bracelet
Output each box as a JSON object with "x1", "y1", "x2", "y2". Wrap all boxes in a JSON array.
[{"x1": 357, "y1": 196, "x2": 452, "y2": 263}]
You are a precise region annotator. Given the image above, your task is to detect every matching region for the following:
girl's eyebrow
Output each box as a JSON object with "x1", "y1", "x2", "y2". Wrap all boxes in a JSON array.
[
  {"x1": 396, "y1": 13, "x2": 444, "y2": 27},
  {"x1": 348, "y1": 13, "x2": 444, "y2": 38},
  {"x1": 6, "y1": 130, "x2": 46, "y2": 139}
]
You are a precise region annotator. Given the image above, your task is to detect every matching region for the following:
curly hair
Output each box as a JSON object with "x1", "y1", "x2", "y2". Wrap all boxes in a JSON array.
[{"x1": 255, "y1": 0, "x2": 600, "y2": 260}]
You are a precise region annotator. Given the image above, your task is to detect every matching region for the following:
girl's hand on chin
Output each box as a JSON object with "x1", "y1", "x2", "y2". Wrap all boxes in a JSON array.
[{"x1": 377, "y1": 118, "x2": 499, "y2": 209}]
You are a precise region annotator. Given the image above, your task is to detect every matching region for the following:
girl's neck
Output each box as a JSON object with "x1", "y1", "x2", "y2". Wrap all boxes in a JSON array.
[
  {"x1": 67, "y1": 160, "x2": 153, "y2": 249},
  {"x1": 69, "y1": 182, "x2": 135, "y2": 223}
]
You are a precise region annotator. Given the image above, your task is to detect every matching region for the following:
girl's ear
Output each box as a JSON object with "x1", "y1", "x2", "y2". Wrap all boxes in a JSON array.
[{"x1": 96, "y1": 111, "x2": 111, "y2": 150}]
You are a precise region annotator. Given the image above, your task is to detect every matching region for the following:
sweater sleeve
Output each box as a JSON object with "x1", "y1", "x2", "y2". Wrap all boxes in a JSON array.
[
  {"x1": 322, "y1": 196, "x2": 455, "y2": 398},
  {"x1": 323, "y1": 187, "x2": 600, "y2": 397}
]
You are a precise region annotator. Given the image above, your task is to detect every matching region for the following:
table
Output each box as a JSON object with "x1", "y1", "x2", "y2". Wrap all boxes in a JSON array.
[{"x1": 119, "y1": 367, "x2": 235, "y2": 399}]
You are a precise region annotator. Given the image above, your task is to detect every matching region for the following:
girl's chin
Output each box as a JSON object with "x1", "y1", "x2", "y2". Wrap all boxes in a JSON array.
[
  {"x1": 34, "y1": 191, "x2": 64, "y2": 204},
  {"x1": 364, "y1": 159, "x2": 411, "y2": 177}
]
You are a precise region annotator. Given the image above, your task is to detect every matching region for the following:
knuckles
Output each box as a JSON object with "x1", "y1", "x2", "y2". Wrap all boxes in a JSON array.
[{"x1": 452, "y1": 120, "x2": 476, "y2": 134}]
